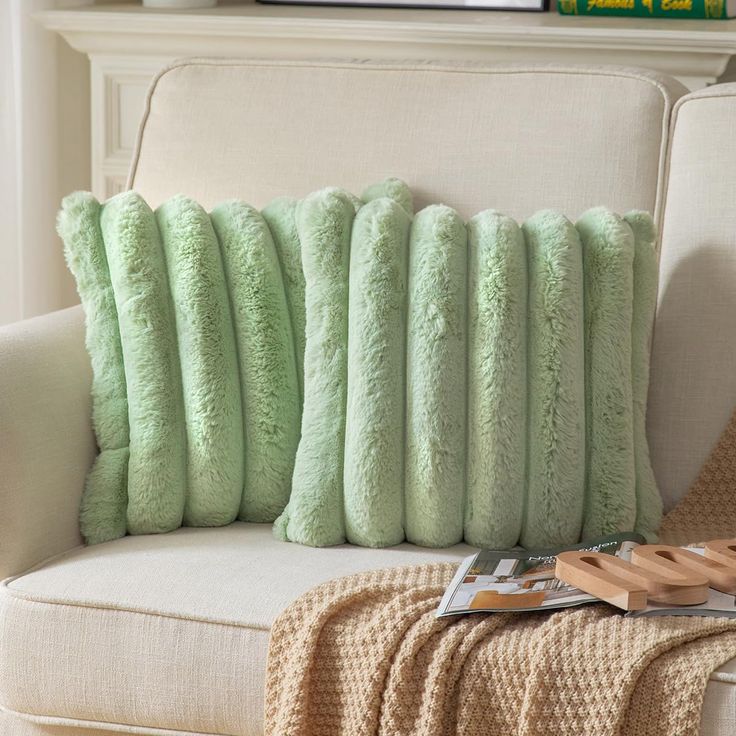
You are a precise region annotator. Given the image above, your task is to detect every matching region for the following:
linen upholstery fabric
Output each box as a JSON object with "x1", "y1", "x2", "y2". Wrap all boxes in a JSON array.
[
  {"x1": 649, "y1": 84, "x2": 736, "y2": 511},
  {"x1": 1, "y1": 525, "x2": 733, "y2": 736},
  {"x1": 0, "y1": 524, "x2": 475, "y2": 736},
  {"x1": 0, "y1": 716, "x2": 140, "y2": 736},
  {"x1": 0, "y1": 306, "x2": 93, "y2": 581},
  {"x1": 130, "y1": 61, "x2": 685, "y2": 222}
]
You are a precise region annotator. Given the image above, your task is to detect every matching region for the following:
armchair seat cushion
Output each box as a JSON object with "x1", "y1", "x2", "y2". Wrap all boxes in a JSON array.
[
  {"x1": 0, "y1": 524, "x2": 473, "y2": 735},
  {"x1": 1, "y1": 524, "x2": 735, "y2": 736},
  {"x1": 1, "y1": 529, "x2": 736, "y2": 736}
]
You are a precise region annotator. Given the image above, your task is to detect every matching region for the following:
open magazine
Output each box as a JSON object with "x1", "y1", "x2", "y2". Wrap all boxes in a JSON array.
[{"x1": 437, "y1": 533, "x2": 736, "y2": 619}]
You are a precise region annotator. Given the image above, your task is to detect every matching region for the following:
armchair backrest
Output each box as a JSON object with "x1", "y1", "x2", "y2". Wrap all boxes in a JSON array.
[
  {"x1": 131, "y1": 59, "x2": 732, "y2": 511},
  {"x1": 648, "y1": 84, "x2": 736, "y2": 510},
  {"x1": 130, "y1": 60, "x2": 683, "y2": 221}
]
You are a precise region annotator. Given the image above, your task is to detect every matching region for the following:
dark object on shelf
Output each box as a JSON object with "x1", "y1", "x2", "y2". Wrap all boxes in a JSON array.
[{"x1": 258, "y1": 0, "x2": 547, "y2": 11}]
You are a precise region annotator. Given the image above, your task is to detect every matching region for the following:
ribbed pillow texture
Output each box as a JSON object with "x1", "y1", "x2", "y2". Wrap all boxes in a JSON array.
[{"x1": 59, "y1": 179, "x2": 662, "y2": 549}]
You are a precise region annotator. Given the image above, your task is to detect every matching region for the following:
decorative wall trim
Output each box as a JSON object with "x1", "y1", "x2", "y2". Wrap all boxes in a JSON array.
[
  {"x1": 88, "y1": 55, "x2": 159, "y2": 198},
  {"x1": 36, "y1": 4, "x2": 736, "y2": 87}
]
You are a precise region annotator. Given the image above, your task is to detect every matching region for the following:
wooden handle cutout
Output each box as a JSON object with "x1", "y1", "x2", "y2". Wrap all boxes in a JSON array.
[
  {"x1": 555, "y1": 552, "x2": 647, "y2": 610},
  {"x1": 631, "y1": 545, "x2": 736, "y2": 595},
  {"x1": 704, "y1": 539, "x2": 736, "y2": 567},
  {"x1": 555, "y1": 551, "x2": 708, "y2": 610}
]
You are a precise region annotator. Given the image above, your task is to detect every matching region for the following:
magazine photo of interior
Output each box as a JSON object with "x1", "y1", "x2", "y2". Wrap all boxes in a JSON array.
[{"x1": 438, "y1": 534, "x2": 643, "y2": 614}]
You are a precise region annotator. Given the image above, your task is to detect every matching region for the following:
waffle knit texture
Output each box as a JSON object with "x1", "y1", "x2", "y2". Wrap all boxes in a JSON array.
[
  {"x1": 659, "y1": 407, "x2": 736, "y2": 546},
  {"x1": 265, "y1": 562, "x2": 736, "y2": 736},
  {"x1": 265, "y1": 414, "x2": 736, "y2": 735}
]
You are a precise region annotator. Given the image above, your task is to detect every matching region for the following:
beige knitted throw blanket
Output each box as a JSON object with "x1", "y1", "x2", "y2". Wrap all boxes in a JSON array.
[{"x1": 265, "y1": 410, "x2": 736, "y2": 736}]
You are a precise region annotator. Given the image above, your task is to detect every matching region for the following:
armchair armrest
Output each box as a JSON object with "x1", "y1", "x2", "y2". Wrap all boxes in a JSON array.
[{"x1": 0, "y1": 306, "x2": 95, "y2": 579}]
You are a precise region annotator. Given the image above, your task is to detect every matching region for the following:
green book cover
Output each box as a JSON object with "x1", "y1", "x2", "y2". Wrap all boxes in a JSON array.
[{"x1": 559, "y1": 0, "x2": 734, "y2": 18}]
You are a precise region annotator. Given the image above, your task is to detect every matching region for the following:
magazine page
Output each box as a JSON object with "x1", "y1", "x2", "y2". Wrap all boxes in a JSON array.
[
  {"x1": 628, "y1": 546, "x2": 736, "y2": 619},
  {"x1": 437, "y1": 532, "x2": 645, "y2": 617}
]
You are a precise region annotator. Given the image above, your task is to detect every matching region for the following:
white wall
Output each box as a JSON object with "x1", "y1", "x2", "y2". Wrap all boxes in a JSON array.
[{"x1": 1, "y1": 0, "x2": 91, "y2": 326}]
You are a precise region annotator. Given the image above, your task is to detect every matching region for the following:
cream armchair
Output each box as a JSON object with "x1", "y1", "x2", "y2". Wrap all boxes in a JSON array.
[{"x1": 2, "y1": 60, "x2": 736, "y2": 736}]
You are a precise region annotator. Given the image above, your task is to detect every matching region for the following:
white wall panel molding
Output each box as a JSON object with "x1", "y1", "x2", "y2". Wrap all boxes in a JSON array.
[
  {"x1": 104, "y1": 173, "x2": 130, "y2": 199},
  {"x1": 0, "y1": 0, "x2": 91, "y2": 325},
  {"x1": 37, "y1": 3, "x2": 736, "y2": 89},
  {"x1": 89, "y1": 55, "x2": 163, "y2": 198}
]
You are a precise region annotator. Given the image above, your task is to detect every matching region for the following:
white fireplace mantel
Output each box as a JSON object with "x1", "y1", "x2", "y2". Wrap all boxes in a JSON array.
[{"x1": 37, "y1": 1, "x2": 736, "y2": 198}]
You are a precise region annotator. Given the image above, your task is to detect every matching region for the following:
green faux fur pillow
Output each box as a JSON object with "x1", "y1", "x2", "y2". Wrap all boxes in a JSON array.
[
  {"x1": 61, "y1": 191, "x2": 248, "y2": 540},
  {"x1": 277, "y1": 201, "x2": 661, "y2": 549},
  {"x1": 62, "y1": 179, "x2": 659, "y2": 550},
  {"x1": 60, "y1": 179, "x2": 413, "y2": 544},
  {"x1": 101, "y1": 193, "x2": 188, "y2": 536}
]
